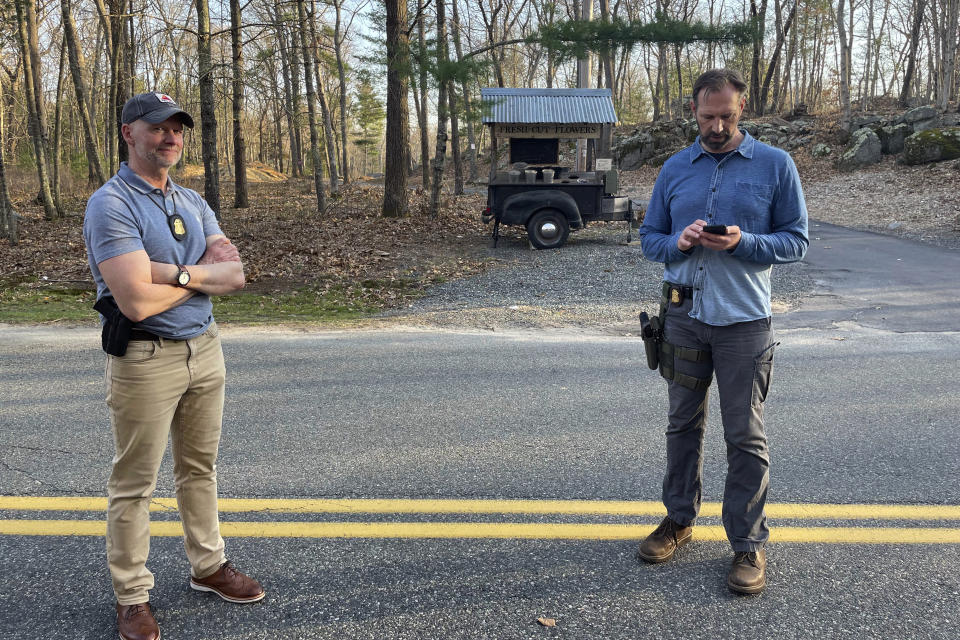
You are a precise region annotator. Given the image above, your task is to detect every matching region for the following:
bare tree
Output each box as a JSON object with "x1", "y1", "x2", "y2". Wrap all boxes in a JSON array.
[
  {"x1": 14, "y1": 0, "x2": 60, "y2": 220},
  {"x1": 61, "y1": 0, "x2": 105, "y2": 186},
  {"x1": 0, "y1": 71, "x2": 17, "y2": 244},
  {"x1": 383, "y1": 0, "x2": 409, "y2": 217},
  {"x1": 450, "y1": 0, "x2": 478, "y2": 182},
  {"x1": 307, "y1": 0, "x2": 340, "y2": 192},
  {"x1": 296, "y1": 0, "x2": 327, "y2": 213},
  {"x1": 196, "y1": 0, "x2": 221, "y2": 215},
  {"x1": 230, "y1": 0, "x2": 249, "y2": 208},
  {"x1": 416, "y1": 7, "x2": 430, "y2": 190},
  {"x1": 834, "y1": 0, "x2": 852, "y2": 128},
  {"x1": 936, "y1": 0, "x2": 959, "y2": 110},
  {"x1": 428, "y1": 0, "x2": 450, "y2": 218},
  {"x1": 331, "y1": 0, "x2": 355, "y2": 184}
]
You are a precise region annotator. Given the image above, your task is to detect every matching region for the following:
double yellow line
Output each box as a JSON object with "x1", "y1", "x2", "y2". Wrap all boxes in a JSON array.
[{"x1": 2, "y1": 496, "x2": 959, "y2": 543}]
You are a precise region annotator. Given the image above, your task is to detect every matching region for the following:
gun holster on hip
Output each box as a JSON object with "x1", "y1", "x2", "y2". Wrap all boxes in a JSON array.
[
  {"x1": 639, "y1": 311, "x2": 662, "y2": 370},
  {"x1": 93, "y1": 296, "x2": 133, "y2": 356}
]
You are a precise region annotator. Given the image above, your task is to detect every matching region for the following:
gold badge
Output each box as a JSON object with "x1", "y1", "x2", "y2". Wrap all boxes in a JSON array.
[
  {"x1": 671, "y1": 288, "x2": 681, "y2": 304},
  {"x1": 168, "y1": 213, "x2": 188, "y2": 241}
]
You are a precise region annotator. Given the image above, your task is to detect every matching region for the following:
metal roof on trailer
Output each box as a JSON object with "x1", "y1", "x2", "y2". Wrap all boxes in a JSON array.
[{"x1": 480, "y1": 88, "x2": 618, "y2": 124}]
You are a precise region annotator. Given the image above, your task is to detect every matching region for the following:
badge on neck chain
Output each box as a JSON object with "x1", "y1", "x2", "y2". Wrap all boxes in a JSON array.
[{"x1": 168, "y1": 213, "x2": 187, "y2": 241}]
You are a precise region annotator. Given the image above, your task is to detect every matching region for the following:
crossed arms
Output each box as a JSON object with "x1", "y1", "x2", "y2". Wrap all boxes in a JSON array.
[{"x1": 97, "y1": 235, "x2": 245, "y2": 323}]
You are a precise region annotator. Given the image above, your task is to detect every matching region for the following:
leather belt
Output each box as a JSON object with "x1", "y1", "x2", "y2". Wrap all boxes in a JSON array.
[{"x1": 129, "y1": 329, "x2": 164, "y2": 341}]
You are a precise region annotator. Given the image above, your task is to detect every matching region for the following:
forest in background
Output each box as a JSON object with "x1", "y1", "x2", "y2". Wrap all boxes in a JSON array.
[{"x1": 1, "y1": 0, "x2": 959, "y2": 244}]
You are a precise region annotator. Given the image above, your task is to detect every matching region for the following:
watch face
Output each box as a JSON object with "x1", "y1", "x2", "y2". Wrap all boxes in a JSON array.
[{"x1": 178, "y1": 270, "x2": 190, "y2": 286}]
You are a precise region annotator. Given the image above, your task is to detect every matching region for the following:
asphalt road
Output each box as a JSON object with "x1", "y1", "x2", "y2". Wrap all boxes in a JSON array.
[{"x1": 1, "y1": 222, "x2": 958, "y2": 639}]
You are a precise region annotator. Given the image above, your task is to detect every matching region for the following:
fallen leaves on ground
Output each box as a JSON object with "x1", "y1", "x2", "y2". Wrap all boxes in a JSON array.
[{"x1": 0, "y1": 178, "x2": 495, "y2": 313}]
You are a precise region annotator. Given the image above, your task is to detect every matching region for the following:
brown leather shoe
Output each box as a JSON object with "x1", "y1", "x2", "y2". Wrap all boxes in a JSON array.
[
  {"x1": 190, "y1": 560, "x2": 265, "y2": 603},
  {"x1": 116, "y1": 602, "x2": 160, "y2": 640},
  {"x1": 637, "y1": 516, "x2": 693, "y2": 563},
  {"x1": 727, "y1": 549, "x2": 767, "y2": 594}
]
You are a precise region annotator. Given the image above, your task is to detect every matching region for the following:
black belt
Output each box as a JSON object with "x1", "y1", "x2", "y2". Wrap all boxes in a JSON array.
[{"x1": 129, "y1": 329, "x2": 164, "y2": 341}]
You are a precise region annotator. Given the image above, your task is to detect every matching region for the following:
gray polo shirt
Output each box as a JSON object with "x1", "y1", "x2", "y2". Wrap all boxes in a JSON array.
[{"x1": 83, "y1": 162, "x2": 224, "y2": 339}]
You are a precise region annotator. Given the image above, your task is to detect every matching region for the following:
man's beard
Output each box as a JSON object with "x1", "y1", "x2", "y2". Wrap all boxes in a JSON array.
[
  {"x1": 145, "y1": 148, "x2": 182, "y2": 168},
  {"x1": 703, "y1": 131, "x2": 731, "y2": 151}
]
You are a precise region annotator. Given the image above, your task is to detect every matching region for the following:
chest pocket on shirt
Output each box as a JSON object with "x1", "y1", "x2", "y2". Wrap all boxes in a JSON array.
[{"x1": 735, "y1": 181, "x2": 775, "y2": 231}]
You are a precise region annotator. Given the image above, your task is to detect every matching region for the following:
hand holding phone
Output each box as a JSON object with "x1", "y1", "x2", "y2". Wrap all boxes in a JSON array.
[{"x1": 701, "y1": 224, "x2": 728, "y2": 235}]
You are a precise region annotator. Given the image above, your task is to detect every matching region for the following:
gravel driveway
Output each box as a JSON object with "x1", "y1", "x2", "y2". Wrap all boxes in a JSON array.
[
  {"x1": 383, "y1": 155, "x2": 960, "y2": 331},
  {"x1": 382, "y1": 224, "x2": 814, "y2": 332}
]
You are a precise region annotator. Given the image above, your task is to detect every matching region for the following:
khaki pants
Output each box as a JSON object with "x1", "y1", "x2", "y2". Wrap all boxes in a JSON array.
[{"x1": 104, "y1": 322, "x2": 227, "y2": 605}]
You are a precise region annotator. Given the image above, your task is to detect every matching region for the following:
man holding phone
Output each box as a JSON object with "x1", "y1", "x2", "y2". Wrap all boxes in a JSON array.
[{"x1": 636, "y1": 69, "x2": 808, "y2": 593}]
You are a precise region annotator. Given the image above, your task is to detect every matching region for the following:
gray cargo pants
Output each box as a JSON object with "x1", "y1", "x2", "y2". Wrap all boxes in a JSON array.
[{"x1": 661, "y1": 297, "x2": 777, "y2": 552}]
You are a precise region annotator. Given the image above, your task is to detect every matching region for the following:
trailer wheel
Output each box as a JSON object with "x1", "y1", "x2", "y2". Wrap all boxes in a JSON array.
[{"x1": 527, "y1": 209, "x2": 570, "y2": 250}]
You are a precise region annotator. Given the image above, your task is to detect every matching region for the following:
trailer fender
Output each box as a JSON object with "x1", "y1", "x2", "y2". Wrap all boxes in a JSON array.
[{"x1": 501, "y1": 190, "x2": 582, "y2": 228}]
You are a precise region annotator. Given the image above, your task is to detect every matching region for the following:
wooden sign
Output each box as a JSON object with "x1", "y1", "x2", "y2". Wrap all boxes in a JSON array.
[{"x1": 493, "y1": 123, "x2": 602, "y2": 139}]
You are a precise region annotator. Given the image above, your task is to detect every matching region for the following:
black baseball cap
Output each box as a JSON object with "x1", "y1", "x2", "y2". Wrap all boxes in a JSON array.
[{"x1": 121, "y1": 92, "x2": 195, "y2": 128}]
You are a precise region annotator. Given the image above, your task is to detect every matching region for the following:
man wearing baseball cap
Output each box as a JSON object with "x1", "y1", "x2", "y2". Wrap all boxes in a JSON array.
[{"x1": 83, "y1": 92, "x2": 262, "y2": 640}]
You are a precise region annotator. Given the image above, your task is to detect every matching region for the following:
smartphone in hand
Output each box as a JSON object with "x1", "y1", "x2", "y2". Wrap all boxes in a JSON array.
[{"x1": 701, "y1": 224, "x2": 728, "y2": 235}]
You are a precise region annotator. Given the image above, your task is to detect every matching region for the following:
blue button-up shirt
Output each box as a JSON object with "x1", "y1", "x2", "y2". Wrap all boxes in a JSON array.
[
  {"x1": 638, "y1": 131, "x2": 809, "y2": 326},
  {"x1": 83, "y1": 162, "x2": 224, "y2": 339}
]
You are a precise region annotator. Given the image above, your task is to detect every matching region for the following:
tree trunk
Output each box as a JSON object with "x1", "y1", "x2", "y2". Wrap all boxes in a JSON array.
[
  {"x1": 308, "y1": 2, "x2": 340, "y2": 193},
  {"x1": 428, "y1": 0, "x2": 450, "y2": 218},
  {"x1": 759, "y1": 1, "x2": 798, "y2": 111},
  {"x1": 296, "y1": 0, "x2": 327, "y2": 214},
  {"x1": 333, "y1": 0, "x2": 351, "y2": 184},
  {"x1": 93, "y1": 0, "x2": 116, "y2": 173},
  {"x1": 0, "y1": 74, "x2": 17, "y2": 244},
  {"x1": 599, "y1": 0, "x2": 616, "y2": 94},
  {"x1": 196, "y1": 0, "x2": 221, "y2": 216},
  {"x1": 448, "y1": 82, "x2": 464, "y2": 195},
  {"x1": 450, "y1": 0, "x2": 477, "y2": 181},
  {"x1": 14, "y1": 0, "x2": 59, "y2": 220},
  {"x1": 62, "y1": 0, "x2": 105, "y2": 186},
  {"x1": 230, "y1": 0, "x2": 249, "y2": 208},
  {"x1": 108, "y1": 0, "x2": 130, "y2": 165},
  {"x1": 417, "y1": 14, "x2": 430, "y2": 190},
  {"x1": 52, "y1": 36, "x2": 67, "y2": 204},
  {"x1": 383, "y1": 0, "x2": 409, "y2": 218},
  {"x1": 937, "y1": 0, "x2": 960, "y2": 110},
  {"x1": 269, "y1": 6, "x2": 302, "y2": 177},
  {"x1": 750, "y1": 0, "x2": 769, "y2": 114},
  {"x1": 834, "y1": 0, "x2": 852, "y2": 129}
]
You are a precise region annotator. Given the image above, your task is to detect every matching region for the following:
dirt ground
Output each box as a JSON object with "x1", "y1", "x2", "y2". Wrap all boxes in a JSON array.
[{"x1": 2, "y1": 134, "x2": 959, "y2": 307}]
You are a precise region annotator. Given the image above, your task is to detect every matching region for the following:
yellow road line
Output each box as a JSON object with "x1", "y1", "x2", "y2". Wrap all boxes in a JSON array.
[
  {"x1": 1, "y1": 496, "x2": 959, "y2": 521},
  {"x1": 2, "y1": 519, "x2": 960, "y2": 543}
]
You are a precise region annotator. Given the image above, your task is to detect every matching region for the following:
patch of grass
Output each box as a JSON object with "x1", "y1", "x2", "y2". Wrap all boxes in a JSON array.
[
  {"x1": 0, "y1": 279, "x2": 424, "y2": 326},
  {"x1": 215, "y1": 284, "x2": 385, "y2": 324},
  {"x1": 0, "y1": 286, "x2": 98, "y2": 324}
]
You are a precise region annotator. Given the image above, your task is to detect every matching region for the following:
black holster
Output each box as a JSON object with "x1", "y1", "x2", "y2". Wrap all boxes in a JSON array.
[
  {"x1": 93, "y1": 296, "x2": 133, "y2": 357},
  {"x1": 639, "y1": 311, "x2": 662, "y2": 370}
]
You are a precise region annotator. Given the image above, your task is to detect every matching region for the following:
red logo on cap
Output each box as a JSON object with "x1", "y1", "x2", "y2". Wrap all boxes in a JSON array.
[{"x1": 155, "y1": 93, "x2": 175, "y2": 104}]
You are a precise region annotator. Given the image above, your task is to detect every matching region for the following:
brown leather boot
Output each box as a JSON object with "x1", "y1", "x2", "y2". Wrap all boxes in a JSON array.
[
  {"x1": 727, "y1": 549, "x2": 767, "y2": 594},
  {"x1": 190, "y1": 560, "x2": 265, "y2": 603},
  {"x1": 637, "y1": 516, "x2": 693, "y2": 563},
  {"x1": 116, "y1": 602, "x2": 160, "y2": 640}
]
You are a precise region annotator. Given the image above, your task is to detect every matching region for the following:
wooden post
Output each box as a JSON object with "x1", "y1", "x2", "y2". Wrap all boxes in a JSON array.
[{"x1": 489, "y1": 130, "x2": 498, "y2": 183}]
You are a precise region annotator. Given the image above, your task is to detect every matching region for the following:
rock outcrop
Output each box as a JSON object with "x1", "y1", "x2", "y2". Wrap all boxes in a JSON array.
[
  {"x1": 837, "y1": 128, "x2": 882, "y2": 171},
  {"x1": 614, "y1": 117, "x2": 813, "y2": 169},
  {"x1": 613, "y1": 106, "x2": 960, "y2": 170},
  {"x1": 900, "y1": 127, "x2": 960, "y2": 165}
]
